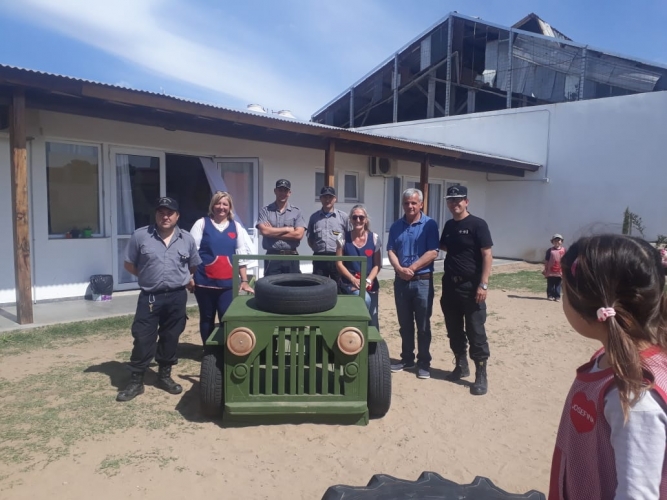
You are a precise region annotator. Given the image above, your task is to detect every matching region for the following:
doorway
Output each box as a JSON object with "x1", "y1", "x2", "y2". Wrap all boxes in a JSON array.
[{"x1": 110, "y1": 147, "x2": 165, "y2": 290}]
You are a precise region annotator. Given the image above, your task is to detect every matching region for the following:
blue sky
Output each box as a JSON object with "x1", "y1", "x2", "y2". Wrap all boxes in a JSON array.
[{"x1": 1, "y1": 0, "x2": 666, "y2": 118}]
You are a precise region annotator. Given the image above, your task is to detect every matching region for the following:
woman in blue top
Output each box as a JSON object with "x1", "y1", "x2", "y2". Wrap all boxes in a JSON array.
[
  {"x1": 335, "y1": 205, "x2": 382, "y2": 328},
  {"x1": 190, "y1": 191, "x2": 254, "y2": 345}
]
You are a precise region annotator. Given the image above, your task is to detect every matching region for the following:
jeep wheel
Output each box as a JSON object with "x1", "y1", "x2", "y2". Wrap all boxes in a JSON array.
[
  {"x1": 367, "y1": 341, "x2": 391, "y2": 418},
  {"x1": 200, "y1": 347, "x2": 224, "y2": 417},
  {"x1": 254, "y1": 273, "x2": 337, "y2": 314},
  {"x1": 322, "y1": 472, "x2": 546, "y2": 499}
]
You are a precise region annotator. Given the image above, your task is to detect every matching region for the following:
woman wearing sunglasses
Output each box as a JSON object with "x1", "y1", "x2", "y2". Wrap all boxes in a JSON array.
[{"x1": 335, "y1": 205, "x2": 382, "y2": 328}]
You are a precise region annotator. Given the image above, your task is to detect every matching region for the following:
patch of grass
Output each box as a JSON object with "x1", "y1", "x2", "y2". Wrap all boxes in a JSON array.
[
  {"x1": 0, "y1": 361, "x2": 190, "y2": 468},
  {"x1": 490, "y1": 270, "x2": 545, "y2": 294},
  {"x1": 382, "y1": 270, "x2": 544, "y2": 294},
  {"x1": 97, "y1": 448, "x2": 177, "y2": 477},
  {"x1": 0, "y1": 307, "x2": 200, "y2": 357}
]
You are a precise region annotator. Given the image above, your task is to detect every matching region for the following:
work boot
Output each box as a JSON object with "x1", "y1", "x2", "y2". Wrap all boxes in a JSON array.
[
  {"x1": 117, "y1": 371, "x2": 145, "y2": 402},
  {"x1": 446, "y1": 353, "x2": 470, "y2": 381},
  {"x1": 156, "y1": 365, "x2": 183, "y2": 395},
  {"x1": 470, "y1": 360, "x2": 488, "y2": 396}
]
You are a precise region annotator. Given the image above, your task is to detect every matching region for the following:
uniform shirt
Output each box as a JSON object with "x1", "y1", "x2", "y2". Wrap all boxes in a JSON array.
[
  {"x1": 386, "y1": 213, "x2": 440, "y2": 274},
  {"x1": 125, "y1": 225, "x2": 202, "y2": 293},
  {"x1": 256, "y1": 202, "x2": 307, "y2": 252},
  {"x1": 440, "y1": 214, "x2": 493, "y2": 279},
  {"x1": 307, "y1": 208, "x2": 349, "y2": 253}
]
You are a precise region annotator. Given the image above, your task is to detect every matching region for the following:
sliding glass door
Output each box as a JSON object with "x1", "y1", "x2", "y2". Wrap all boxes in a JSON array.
[{"x1": 110, "y1": 147, "x2": 165, "y2": 289}]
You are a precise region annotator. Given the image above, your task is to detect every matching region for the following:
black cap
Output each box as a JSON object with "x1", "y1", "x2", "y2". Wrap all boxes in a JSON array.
[
  {"x1": 275, "y1": 179, "x2": 291, "y2": 189},
  {"x1": 445, "y1": 185, "x2": 468, "y2": 199},
  {"x1": 320, "y1": 186, "x2": 336, "y2": 196},
  {"x1": 156, "y1": 196, "x2": 179, "y2": 211}
]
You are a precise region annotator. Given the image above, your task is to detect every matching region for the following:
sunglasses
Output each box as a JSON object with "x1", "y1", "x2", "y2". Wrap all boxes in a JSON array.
[{"x1": 351, "y1": 215, "x2": 366, "y2": 221}]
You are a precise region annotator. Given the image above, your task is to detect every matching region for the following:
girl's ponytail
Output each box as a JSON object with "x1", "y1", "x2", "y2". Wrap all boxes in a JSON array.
[{"x1": 605, "y1": 309, "x2": 646, "y2": 421}]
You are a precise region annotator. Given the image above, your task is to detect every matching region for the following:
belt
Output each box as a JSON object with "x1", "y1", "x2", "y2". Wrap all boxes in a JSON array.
[
  {"x1": 268, "y1": 250, "x2": 298, "y2": 255},
  {"x1": 397, "y1": 272, "x2": 432, "y2": 281},
  {"x1": 446, "y1": 275, "x2": 476, "y2": 284},
  {"x1": 141, "y1": 286, "x2": 186, "y2": 295},
  {"x1": 314, "y1": 252, "x2": 336, "y2": 256}
]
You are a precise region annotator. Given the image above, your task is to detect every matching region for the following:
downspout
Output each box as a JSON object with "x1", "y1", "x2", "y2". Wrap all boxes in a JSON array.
[{"x1": 485, "y1": 109, "x2": 551, "y2": 183}]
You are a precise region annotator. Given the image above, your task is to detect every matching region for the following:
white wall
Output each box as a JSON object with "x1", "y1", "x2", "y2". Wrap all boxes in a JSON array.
[
  {"x1": 361, "y1": 92, "x2": 667, "y2": 261},
  {"x1": 0, "y1": 108, "x2": 498, "y2": 302},
  {"x1": 13, "y1": 91, "x2": 659, "y2": 302},
  {"x1": 0, "y1": 136, "x2": 17, "y2": 304}
]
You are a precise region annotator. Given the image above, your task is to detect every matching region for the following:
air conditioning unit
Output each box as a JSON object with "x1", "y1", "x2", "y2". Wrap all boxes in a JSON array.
[{"x1": 368, "y1": 157, "x2": 397, "y2": 177}]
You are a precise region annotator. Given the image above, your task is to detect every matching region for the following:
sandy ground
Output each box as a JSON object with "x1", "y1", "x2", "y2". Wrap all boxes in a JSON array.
[{"x1": 0, "y1": 264, "x2": 597, "y2": 499}]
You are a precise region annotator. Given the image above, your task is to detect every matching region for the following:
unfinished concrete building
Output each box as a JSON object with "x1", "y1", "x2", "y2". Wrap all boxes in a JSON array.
[{"x1": 312, "y1": 12, "x2": 667, "y2": 127}]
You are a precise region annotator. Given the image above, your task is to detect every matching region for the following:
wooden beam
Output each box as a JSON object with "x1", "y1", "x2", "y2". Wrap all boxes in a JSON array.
[
  {"x1": 9, "y1": 88, "x2": 33, "y2": 324},
  {"x1": 325, "y1": 140, "x2": 335, "y2": 187},
  {"x1": 420, "y1": 156, "x2": 430, "y2": 214}
]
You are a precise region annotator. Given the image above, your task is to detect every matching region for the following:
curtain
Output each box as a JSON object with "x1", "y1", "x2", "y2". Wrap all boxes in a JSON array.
[
  {"x1": 200, "y1": 156, "x2": 227, "y2": 193},
  {"x1": 116, "y1": 154, "x2": 135, "y2": 235},
  {"x1": 116, "y1": 154, "x2": 137, "y2": 284}
]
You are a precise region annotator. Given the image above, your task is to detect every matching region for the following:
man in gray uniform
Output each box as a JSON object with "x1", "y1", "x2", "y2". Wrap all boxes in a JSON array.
[
  {"x1": 307, "y1": 186, "x2": 349, "y2": 280},
  {"x1": 117, "y1": 197, "x2": 202, "y2": 402},
  {"x1": 256, "y1": 179, "x2": 306, "y2": 276}
]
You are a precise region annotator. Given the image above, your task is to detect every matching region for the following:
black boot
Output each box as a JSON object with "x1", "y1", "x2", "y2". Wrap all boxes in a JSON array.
[
  {"x1": 446, "y1": 353, "x2": 470, "y2": 381},
  {"x1": 117, "y1": 371, "x2": 145, "y2": 402},
  {"x1": 156, "y1": 365, "x2": 183, "y2": 395},
  {"x1": 470, "y1": 360, "x2": 488, "y2": 396}
]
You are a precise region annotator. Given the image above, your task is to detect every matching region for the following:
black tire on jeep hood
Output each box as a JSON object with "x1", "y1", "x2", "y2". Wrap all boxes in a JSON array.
[{"x1": 254, "y1": 273, "x2": 337, "y2": 314}]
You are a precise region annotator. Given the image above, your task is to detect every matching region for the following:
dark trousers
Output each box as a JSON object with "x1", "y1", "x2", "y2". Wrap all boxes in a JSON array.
[
  {"x1": 547, "y1": 277, "x2": 562, "y2": 299},
  {"x1": 440, "y1": 278, "x2": 490, "y2": 361},
  {"x1": 312, "y1": 252, "x2": 340, "y2": 282},
  {"x1": 129, "y1": 289, "x2": 188, "y2": 373},
  {"x1": 394, "y1": 277, "x2": 434, "y2": 368},
  {"x1": 194, "y1": 286, "x2": 233, "y2": 344},
  {"x1": 264, "y1": 253, "x2": 301, "y2": 276}
]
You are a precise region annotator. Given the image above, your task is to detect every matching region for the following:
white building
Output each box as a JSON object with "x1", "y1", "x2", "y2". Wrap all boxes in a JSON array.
[
  {"x1": 0, "y1": 65, "x2": 534, "y2": 322},
  {"x1": 2, "y1": 11, "x2": 665, "y2": 324}
]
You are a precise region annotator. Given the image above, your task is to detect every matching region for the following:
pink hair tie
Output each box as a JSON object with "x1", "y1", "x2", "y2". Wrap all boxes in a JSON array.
[{"x1": 597, "y1": 307, "x2": 616, "y2": 322}]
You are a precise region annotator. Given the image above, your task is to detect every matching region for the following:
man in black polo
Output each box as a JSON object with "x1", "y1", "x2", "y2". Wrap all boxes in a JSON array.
[
  {"x1": 307, "y1": 186, "x2": 349, "y2": 280},
  {"x1": 439, "y1": 185, "x2": 493, "y2": 396},
  {"x1": 117, "y1": 197, "x2": 202, "y2": 402},
  {"x1": 256, "y1": 179, "x2": 307, "y2": 276}
]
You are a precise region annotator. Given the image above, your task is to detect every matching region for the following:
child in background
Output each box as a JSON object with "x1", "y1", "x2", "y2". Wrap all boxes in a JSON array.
[
  {"x1": 549, "y1": 234, "x2": 667, "y2": 499},
  {"x1": 543, "y1": 234, "x2": 566, "y2": 301}
]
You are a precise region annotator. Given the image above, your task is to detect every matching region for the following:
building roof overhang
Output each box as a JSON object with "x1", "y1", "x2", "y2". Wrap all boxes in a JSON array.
[{"x1": 0, "y1": 65, "x2": 541, "y2": 177}]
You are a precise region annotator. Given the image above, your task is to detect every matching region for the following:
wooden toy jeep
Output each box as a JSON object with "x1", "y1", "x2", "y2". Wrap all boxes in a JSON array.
[{"x1": 199, "y1": 255, "x2": 391, "y2": 425}]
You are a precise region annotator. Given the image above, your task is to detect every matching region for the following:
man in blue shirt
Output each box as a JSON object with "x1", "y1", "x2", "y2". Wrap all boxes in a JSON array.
[{"x1": 387, "y1": 188, "x2": 440, "y2": 379}]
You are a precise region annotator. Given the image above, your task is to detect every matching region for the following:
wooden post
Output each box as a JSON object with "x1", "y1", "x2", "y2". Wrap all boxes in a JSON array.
[
  {"x1": 9, "y1": 88, "x2": 33, "y2": 324},
  {"x1": 324, "y1": 140, "x2": 335, "y2": 187},
  {"x1": 420, "y1": 156, "x2": 430, "y2": 215}
]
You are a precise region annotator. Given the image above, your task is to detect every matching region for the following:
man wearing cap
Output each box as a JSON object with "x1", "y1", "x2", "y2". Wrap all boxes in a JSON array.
[
  {"x1": 117, "y1": 197, "x2": 202, "y2": 402},
  {"x1": 256, "y1": 179, "x2": 307, "y2": 276},
  {"x1": 387, "y1": 188, "x2": 440, "y2": 380},
  {"x1": 307, "y1": 186, "x2": 349, "y2": 281},
  {"x1": 439, "y1": 185, "x2": 493, "y2": 396}
]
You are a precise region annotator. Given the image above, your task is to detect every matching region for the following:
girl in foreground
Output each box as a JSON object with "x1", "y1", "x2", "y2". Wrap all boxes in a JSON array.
[{"x1": 550, "y1": 234, "x2": 667, "y2": 499}]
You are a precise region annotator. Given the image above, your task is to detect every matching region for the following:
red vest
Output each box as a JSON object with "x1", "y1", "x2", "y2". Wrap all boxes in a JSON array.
[{"x1": 549, "y1": 346, "x2": 667, "y2": 499}]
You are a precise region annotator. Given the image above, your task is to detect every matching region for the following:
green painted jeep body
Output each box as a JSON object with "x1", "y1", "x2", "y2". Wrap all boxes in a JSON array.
[{"x1": 200, "y1": 255, "x2": 389, "y2": 426}]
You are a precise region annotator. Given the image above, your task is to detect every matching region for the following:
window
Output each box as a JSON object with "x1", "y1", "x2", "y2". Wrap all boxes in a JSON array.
[
  {"x1": 344, "y1": 172, "x2": 359, "y2": 202},
  {"x1": 315, "y1": 171, "x2": 325, "y2": 199},
  {"x1": 46, "y1": 142, "x2": 101, "y2": 236}
]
